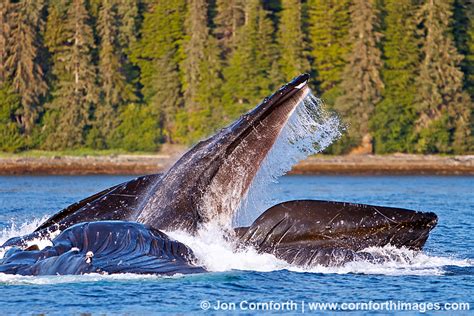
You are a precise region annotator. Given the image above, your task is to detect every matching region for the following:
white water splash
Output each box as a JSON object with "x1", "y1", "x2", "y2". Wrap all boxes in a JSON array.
[
  {"x1": 301, "y1": 246, "x2": 472, "y2": 276},
  {"x1": 234, "y1": 93, "x2": 342, "y2": 227},
  {"x1": 0, "y1": 216, "x2": 56, "y2": 260},
  {"x1": 167, "y1": 224, "x2": 290, "y2": 272}
]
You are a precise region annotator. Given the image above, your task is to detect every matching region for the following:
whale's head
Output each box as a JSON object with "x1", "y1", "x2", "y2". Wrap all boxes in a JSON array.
[{"x1": 138, "y1": 74, "x2": 311, "y2": 232}]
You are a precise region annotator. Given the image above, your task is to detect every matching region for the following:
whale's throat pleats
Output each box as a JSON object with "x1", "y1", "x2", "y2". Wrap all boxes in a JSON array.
[{"x1": 200, "y1": 89, "x2": 341, "y2": 229}]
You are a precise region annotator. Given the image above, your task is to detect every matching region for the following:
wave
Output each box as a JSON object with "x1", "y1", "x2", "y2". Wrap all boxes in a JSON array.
[{"x1": 0, "y1": 271, "x2": 187, "y2": 285}]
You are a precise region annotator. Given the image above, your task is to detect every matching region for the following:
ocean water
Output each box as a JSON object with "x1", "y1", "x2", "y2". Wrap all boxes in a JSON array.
[{"x1": 0, "y1": 175, "x2": 472, "y2": 314}]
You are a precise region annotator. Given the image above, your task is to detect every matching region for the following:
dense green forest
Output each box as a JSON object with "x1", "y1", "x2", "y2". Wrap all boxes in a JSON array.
[{"x1": 0, "y1": 0, "x2": 472, "y2": 154}]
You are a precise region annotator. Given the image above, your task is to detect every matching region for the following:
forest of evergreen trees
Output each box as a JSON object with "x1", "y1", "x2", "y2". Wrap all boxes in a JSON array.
[{"x1": 0, "y1": 0, "x2": 472, "y2": 154}]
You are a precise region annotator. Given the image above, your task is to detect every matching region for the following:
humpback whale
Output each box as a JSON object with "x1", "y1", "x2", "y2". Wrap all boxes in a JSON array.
[{"x1": 0, "y1": 74, "x2": 438, "y2": 275}]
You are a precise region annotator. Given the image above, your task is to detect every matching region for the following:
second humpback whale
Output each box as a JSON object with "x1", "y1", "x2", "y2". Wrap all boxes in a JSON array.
[{"x1": 0, "y1": 74, "x2": 438, "y2": 275}]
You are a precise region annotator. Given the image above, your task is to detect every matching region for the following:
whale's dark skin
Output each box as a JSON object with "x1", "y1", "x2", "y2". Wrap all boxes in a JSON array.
[
  {"x1": 234, "y1": 200, "x2": 438, "y2": 266},
  {"x1": 0, "y1": 74, "x2": 439, "y2": 274},
  {"x1": 0, "y1": 221, "x2": 205, "y2": 275}
]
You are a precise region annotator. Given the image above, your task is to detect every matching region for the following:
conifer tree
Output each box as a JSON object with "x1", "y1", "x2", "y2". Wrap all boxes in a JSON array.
[
  {"x1": 44, "y1": 0, "x2": 67, "y2": 53},
  {"x1": 131, "y1": 0, "x2": 186, "y2": 143},
  {"x1": 116, "y1": 0, "x2": 140, "y2": 54},
  {"x1": 277, "y1": 0, "x2": 309, "y2": 81},
  {"x1": 453, "y1": 0, "x2": 474, "y2": 98},
  {"x1": 91, "y1": 0, "x2": 135, "y2": 148},
  {"x1": 98, "y1": 0, "x2": 124, "y2": 108},
  {"x1": 415, "y1": 0, "x2": 472, "y2": 153},
  {"x1": 215, "y1": 0, "x2": 245, "y2": 57},
  {"x1": 467, "y1": 6, "x2": 474, "y2": 98},
  {"x1": 308, "y1": 0, "x2": 351, "y2": 104},
  {"x1": 371, "y1": 0, "x2": 419, "y2": 153},
  {"x1": 0, "y1": 85, "x2": 24, "y2": 152},
  {"x1": 0, "y1": 1, "x2": 9, "y2": 85},
  {"x1": 44, "y1": 0, "x2": 98, "y2": 149},
  {"x1": 334, "y1": 0, "x2": 384, "y2": 150},
  {"x1": 113, "y1": 103, "x2": 160, "y2": 151},
  {"x1": 152, "y1": 51, "x2": 183, "y2": 143},
  {"x1": 5, "y1": 0, "x2": 47, "y2": 135},
  {"x1": 116, "y1": 0, "x2": 140, "y2": 84},
  {"x1": 178, "y1": 0, "x2": 223, "y2": 144},
  {"x1": 222, "y1": 0, "x2": 278, "y2": 119},
  {"x1": 0, "y1": 2, "x2": 24, "y2": 152}
]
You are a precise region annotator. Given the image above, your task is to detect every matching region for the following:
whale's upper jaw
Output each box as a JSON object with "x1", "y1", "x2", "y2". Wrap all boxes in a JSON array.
[
  {"x1": 137, "y1": 74, "x2": 312, "y2": 231},
  {"x1": 224, "y1": 73, "x2": 310, "y2": 141},
  {"x1": 229, "y1": 74, "x2": 309, "y2": 137}
]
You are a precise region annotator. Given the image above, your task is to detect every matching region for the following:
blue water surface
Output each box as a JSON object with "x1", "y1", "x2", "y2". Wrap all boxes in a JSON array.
[{"x1": 0, "y1": 175, "x2": 472, "y2": 314}]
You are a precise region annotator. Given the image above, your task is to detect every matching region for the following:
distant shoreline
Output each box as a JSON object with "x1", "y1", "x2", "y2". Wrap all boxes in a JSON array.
[{"x1": 0, "y1": 153, "x2": 472, "y2": 176}]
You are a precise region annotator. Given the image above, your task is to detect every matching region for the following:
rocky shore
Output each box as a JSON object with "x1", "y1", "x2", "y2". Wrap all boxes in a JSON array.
[{"x1": 0, "y1": 154, "x2": 473, "y2": 175}]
